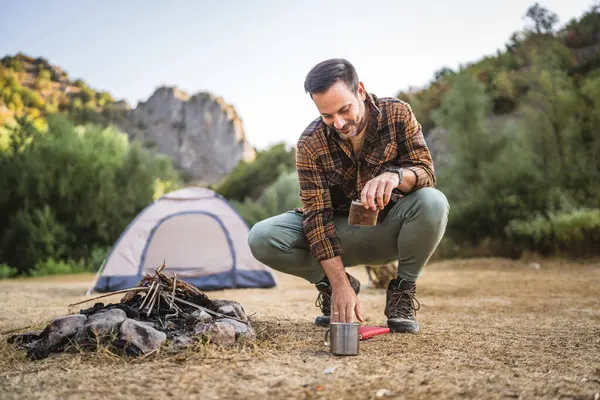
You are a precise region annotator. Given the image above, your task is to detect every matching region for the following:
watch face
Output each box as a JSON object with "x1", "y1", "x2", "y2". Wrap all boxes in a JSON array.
[{"x1": 387, "y1": 167, "x2": 402, "y2": 182}]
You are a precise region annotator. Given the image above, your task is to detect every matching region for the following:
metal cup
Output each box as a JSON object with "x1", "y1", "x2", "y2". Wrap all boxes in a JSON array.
[{"x1": 324, "y1": 322, "x2": 360, "y2": 356}]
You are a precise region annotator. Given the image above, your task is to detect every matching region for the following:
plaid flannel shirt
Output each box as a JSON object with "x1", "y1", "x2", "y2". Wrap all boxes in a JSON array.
[{"x1": 295, "y1": 93, "x2": 436, "y2": 262}]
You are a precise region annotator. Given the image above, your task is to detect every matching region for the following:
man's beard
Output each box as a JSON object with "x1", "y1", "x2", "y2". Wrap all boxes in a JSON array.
[
  {"x1": 333, "y1": 102, "x2": 368, "y2": 138},
  {"x1": 334, "y1": 120, "x2": 359, "y2": 136}
]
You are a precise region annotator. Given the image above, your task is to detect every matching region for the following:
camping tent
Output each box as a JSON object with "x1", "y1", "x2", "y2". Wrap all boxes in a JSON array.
[{"x1": 89, "y1": 186, "x2": 277, "y2": 293}]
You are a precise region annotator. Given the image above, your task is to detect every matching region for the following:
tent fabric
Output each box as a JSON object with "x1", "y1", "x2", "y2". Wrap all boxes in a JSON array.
[{"x1": 90, "y1": 187, "x2": 277, "y2": 292}]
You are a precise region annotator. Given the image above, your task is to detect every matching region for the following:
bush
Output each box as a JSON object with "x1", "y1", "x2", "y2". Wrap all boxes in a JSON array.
[
  {"x1": 0, "y1": 206, "x2": 69, "y2": 274},
  {"x1": 31, "y1": 258, "x2": 81, "y2": 277},
  {"x1": 20, "y1": 87, "x2": 45, "y2": 109},
  {"x1": 38, "y1": 69, "x2": 52, "y2": 81},
  {"x1": 231, "y1": 171, "x2": 302, "y2": 227},
  {"x1": 85, "y1": 246, "x2": 110, "y2": 271},
  {"x1": 28, "y1": 246, "x2": 110, "y2": 277},
  {"x1": 0, "y1": 263, "x2": 17, "y2": 279},
  {"x1": 215, "y1": 143, "x2": 296, "y2": 202},
  {"x1": 505, "y1": 209, "x2": 600, "y2": 258}
]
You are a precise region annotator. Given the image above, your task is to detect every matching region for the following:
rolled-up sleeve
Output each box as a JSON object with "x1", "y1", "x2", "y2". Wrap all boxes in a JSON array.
[
  {"x1": 296, "y1": 141, "x2": 344, "y2": 261},
  {"x1": 396, "y1": 102, "x2": 436, "y2": 190}
]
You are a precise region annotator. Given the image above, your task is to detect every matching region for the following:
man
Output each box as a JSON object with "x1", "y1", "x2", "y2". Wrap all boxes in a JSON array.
[{"x1": 248, "y1": 58, "x2": 449, "y2": 333}]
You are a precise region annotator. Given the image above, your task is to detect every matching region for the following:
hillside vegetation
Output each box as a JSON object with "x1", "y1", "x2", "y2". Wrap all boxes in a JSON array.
[
  {"x1": 0, "y1": 53, "x2": 128, "y2": 132},
  {"x1": 398, "y1": 2, "x2": 600, "y2": 136},
  {"x1": 395, "y1": 2, "x2": 600, "y2": 259}
]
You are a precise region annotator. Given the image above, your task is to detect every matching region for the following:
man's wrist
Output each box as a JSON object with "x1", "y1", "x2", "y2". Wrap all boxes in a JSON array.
[
  {"x1": 385, "y1": 167, "x2": 403, "y2": 186},
  {"x1": 398, "y1": 169, "x2": 417, "y2": 192},
  {"x1": 329, "y1": 272, "x2": 350, "y2": 289},
  {"x1": 320, "y1": 257, "x2": 348, "y2": 288}
]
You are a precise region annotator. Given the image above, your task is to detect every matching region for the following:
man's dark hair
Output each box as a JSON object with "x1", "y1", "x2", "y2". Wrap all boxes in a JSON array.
[{"x1": 304, "y1": 58, "x2": 359, "y2": 96}]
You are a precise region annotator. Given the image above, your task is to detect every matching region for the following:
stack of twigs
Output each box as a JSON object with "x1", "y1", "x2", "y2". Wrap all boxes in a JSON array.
[{"x1": 69, "y1": 262, "x2": 245, "y2": 323}]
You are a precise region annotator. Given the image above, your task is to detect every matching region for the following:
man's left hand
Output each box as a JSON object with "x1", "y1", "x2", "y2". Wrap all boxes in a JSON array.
[{"x1": 360, "y1": 172, "x2": 400, "y2": 210}]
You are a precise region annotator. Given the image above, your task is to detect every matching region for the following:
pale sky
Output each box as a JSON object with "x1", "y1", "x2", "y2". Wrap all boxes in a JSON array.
[{"x1": 0, "y1": 0, "x2": 592, "y2": 150}]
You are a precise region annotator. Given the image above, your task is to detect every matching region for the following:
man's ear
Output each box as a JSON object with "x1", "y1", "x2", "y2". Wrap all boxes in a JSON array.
[{"x1": 357, "y1": 81, "x2": 367, "y2": 101}]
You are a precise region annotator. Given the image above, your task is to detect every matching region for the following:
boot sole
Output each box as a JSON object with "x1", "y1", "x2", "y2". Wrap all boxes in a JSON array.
[{"x1": 388, "y1": 320, "x2": 420, "y2": 334}]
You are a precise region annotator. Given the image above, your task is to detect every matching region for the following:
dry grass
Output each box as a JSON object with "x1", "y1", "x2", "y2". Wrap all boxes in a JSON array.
[{"x1": 1, "y1": 258, "x2": 599, "y2": 399}]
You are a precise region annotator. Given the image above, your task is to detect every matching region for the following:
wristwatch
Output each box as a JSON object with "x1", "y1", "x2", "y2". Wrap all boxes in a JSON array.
[{"x1": 385, "y1": 166, "x2": 403, "y2": 184}]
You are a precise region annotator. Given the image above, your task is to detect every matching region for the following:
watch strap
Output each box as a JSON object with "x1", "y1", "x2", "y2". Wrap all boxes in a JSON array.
[{"x1": 385, "y1": 167, "x2": 403, "y2": 184}]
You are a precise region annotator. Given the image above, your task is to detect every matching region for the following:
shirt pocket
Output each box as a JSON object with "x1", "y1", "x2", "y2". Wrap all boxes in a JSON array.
[
  {"x1": 318, "y1": 153, "x2": 345, "y2": 187},
  {"x1": 364, "y1": 142, "x2": 398, "y2": 167},
  {"x1": 324, "y1": 168, "x2": 346, "y2": 187}
]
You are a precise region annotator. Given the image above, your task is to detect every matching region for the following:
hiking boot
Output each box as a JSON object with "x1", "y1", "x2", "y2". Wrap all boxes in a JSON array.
[
  {"x1": 385, "y1": 277, "x2": 421, "y2": 333},
  {"x1": 314, "y1": 273, "x2": 361, "y2": 326}
]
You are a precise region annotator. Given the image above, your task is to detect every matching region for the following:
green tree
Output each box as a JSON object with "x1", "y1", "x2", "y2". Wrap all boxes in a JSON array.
[
  {"x1": 525, "y1": 3, "x2": 559, "y2": 34},
  {"x1": 231, "y1": 171, "x2": 302, "y2": 227},
  {"x1": 431, "y1": 72, "x2": 520, "y2": 243},
  {"x1": 578, "y1": 70, "x2": 600, "y2": 204},
  {"x1": 432, "y1": 73, "x2": 494, "y2": 181},
  {"x1": 215, "y1": 143, "x2": 296, "y2": 202},
  {"x1": 520, "y1": 63, "x2": 585, "y2": 209},
  {"x1": 433, "y1": 67, "x2": 455, "y2": 82}
]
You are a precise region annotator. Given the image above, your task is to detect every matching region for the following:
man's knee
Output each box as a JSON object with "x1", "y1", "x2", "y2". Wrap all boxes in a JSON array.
[
  {"x1": 247, "y1": 220, "x2": 275, "y2": 263},
  {"x1": 413, "y1": 188, "x2": 450, "y2": 228}
]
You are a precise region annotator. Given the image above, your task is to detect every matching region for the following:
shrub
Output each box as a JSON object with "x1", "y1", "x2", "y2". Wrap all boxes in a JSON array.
[
  {"x1": 0, "y1": 206, "x2": 69, "y2": 274},
  {"x1": 85, "y1": 246, "x2": 111, "y2": 271},
  {"x1": 215, "y1": 143, "x2": 296, "y2": 202},
  {"x1": 0, "y1": 263, "x2": 17, "y2": 279},
  {"x1": 505, "y1": 209, "x2": 600, "y2": 258},
  {"x1": 38, "y1": 68, "x2": 52, "y2": 81},
  {"x1": 31, "y1": 258, "x2": 79, "y2": 277},
  {"x1": 231, "y1": 171, "x2": 302, "y2": 227}
]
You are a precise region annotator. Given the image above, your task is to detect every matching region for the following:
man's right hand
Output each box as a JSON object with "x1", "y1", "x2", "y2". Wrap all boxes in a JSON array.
[{"x1": 330, "y1": 281, "x2": 364, "y2": 323}]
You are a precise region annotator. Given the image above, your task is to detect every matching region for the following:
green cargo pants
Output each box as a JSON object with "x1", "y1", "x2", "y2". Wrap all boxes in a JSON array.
[{"x1": 247, "y1": 187, "x2": 449, "y2": 284}]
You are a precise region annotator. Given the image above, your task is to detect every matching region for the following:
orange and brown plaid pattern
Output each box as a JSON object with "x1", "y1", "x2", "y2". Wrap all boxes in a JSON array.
[{"x1": 295, "y1": 93, "x2": 436, "y2": 261}]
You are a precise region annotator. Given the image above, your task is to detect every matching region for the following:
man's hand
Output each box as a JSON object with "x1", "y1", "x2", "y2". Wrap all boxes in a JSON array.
[
  {"x1": 361, "y1": 172, "x2": 400, "y2": 211},
  {"x1": 320, "y1": 257, "x2": 365, "y2": 323},
  {"x1": 330, "y1": 281, "x2": 364, "y2": 323}
]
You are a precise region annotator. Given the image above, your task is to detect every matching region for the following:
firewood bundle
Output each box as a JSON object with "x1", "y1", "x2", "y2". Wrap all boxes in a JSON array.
[{"x1": 70, "y1": 262, "x2": 244, "y2": 323}]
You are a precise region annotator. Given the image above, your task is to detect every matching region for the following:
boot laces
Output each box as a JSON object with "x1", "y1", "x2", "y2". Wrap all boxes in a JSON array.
[
  {"x1": 315, "y1": 291, "x2": 331, "y2": 315},
  {"x1": 389, "y1": 284, "x2": 421, "y2": 319}
]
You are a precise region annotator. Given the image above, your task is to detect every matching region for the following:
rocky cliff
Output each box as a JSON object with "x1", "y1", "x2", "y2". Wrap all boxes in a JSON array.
[
  {"x1": 1, "y1": 54, "x2": 256, "y2": 185},
  {"x1": 115, "y1": 87, "x2": 256, "y2": 185}
]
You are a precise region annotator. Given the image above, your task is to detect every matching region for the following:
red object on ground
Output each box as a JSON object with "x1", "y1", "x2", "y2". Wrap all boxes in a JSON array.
[{"x1": 359, "y1": 326, "x2": 390, "y2": 340}]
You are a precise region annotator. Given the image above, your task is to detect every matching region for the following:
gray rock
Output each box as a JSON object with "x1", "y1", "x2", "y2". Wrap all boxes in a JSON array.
[
  {"x1": 216, "y1": 319, "x2": 255, "y2": 341},
  {"x1": 194, "y1": 321, "x2": 211, "y2": 336},
  {"x1": 196, "y1": 321, "x2": 236, "y2": 347},
  {"x1": 119, "y1": 319, "x2": 166, "y2": 354},
  {"x1": 75, "y1": 308, "x2": 127, "y2": 341},
  {"x1": 191, "y1": 309, "x2": 213, "y2": 324},
  {"x1": 7, "y1": 330, "x2": 43, "y2": 346},
  {"x1": 45, "y1": 314, "x2": 87, "y2": 348},
  {"x1": 137, "y1": 320, "x2": 158, "y2": 329},
  {"x1": 212, "y1": 300, "x2": 248, "y2": 322},
  {"x1": 114, "y1": 87, "x2": 256, "y2": 185},
  {"x1": 171, "y1": 334, "x2": 195, "y2": 349}
]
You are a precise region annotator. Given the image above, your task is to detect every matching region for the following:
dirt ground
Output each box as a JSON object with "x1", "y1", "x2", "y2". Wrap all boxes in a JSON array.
[{"x1": 0, "y1": 258, "x2": 599, "y2": 400}]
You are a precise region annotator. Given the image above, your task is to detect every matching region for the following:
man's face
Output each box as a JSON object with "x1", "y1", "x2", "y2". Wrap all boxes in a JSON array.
[{"x1": 312, "y1": 80, "x2": 367, "y2": 140}]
